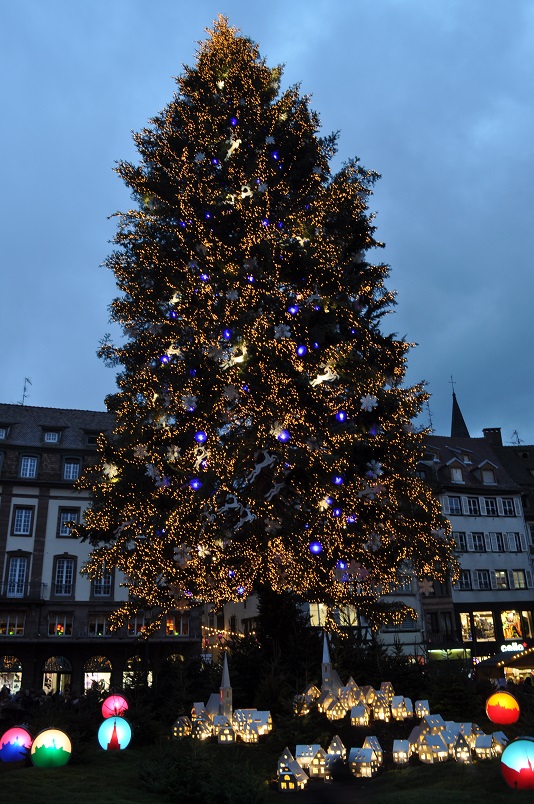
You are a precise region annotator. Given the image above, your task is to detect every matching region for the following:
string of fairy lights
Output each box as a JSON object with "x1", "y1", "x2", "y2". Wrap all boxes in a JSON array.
[{"x1": 74, "y1": 17, "x2": 457, "y2": 637}]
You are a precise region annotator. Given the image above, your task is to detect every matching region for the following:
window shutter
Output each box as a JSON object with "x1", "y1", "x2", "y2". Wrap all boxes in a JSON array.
[
  {"x1": 501, "y1": 532, "x2": 509, "y2": 551},
  {"x1": 466, "y1": 533, "x2": 474, "y2": 551},
  {"x1": 526, "y1": 570, "x2": 533, "y2": 589},
  {"x1": 514, "y1": 497, "x2": 522, "y2": 516},
  {"x1": 490, "y1": 571, "x2": 497, "y2": 590},
  {"x1": 489, "y1": 533, "x2": 498, "y2": 552},
  {"x1": 472, "y1": 572, "x2": 480, "y2": 590},
  {"x1": 442, "y1": 497, "x2": 449, "y2": 515},
  {"x1": 507, "y1": 532, "x2": 517, "y2": 551},
  {"x1": 497, "y1": 498, "x2": 504, "y2": 516},
  {"x1": 519, "y1": 532, "x2": 528, "y2": 551},
  {"x1": 507, "y1": 570, "x2": 515, "y2": 590},
  {"x1": 479, "y1": 498, "x2": 487, "y2": 516},
  {"x1": 461, "y1": 497, "x2": 469, "y2": 515},
  {"x1": 484, "y1": 533, "x2": 492, "y2": 551}
]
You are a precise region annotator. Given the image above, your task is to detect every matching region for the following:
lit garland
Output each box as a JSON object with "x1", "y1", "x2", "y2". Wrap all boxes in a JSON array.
[{"x1": 74, "y1": 16, "x2": 457, "y2": 636}]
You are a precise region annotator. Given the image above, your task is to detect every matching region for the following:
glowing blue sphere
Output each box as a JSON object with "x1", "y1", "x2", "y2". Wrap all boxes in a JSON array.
[
  {"x1": 277, "y1": 429, "x2": 291, "y2": 442},
  {"x1": 288, "y1": 305, "x2": 299, "y2": 315},
  {"x1": 194, "y1": 431, "x2": 207, "y2": 444},
  {"x1": 332, "y1": 476, "x2": 344, "y2": 485},
  {"x1": 159, "y1": 355, "x2": 170, "y2": 364},
  {"x1": 309, "y1": 541, "x2": 323, "y2": 555},
  {"x1": 336, "y1": 411, "x2": 347, "y2": 423},
  {"x1": 222, "y1": 329, "x2": 232, "y2": 340},
  {"x1": 296, "y1": 345, "x2": 307, "y2": 357},
  {"x1": 332, "y1": 508, "x2": 342, "y2": 517},
  {"x1": 189, "y1": 478, "x2": 202, "y2": 490}
]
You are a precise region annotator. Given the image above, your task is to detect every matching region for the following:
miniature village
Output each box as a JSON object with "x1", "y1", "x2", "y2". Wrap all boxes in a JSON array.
[{"x1": 169, "y1": 635, "x2": 523, "y2": 794}]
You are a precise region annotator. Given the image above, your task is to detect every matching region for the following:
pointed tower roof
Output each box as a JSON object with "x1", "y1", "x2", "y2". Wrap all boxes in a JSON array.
[
  {"x1": 220, "y1": 652, "x2": 231, "y2": 689},
  {"x1": 451, "y1": 391, "x2": 470, "y2": 438},
  {"x1": 322, "y1": 633, "x2": 331, "y2": 664}
]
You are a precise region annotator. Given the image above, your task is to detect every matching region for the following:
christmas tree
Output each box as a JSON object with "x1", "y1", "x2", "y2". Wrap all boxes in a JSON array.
[{"x1": 77, "y1": 17, "x2": 456, "y2": 634}]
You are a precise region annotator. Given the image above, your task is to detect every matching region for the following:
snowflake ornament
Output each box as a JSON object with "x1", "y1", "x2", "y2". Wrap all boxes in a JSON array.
[
  {"x1": 133, "y1": 445, "x2": 149, "y2": 460},
  {"x1": 274, "y1": 324, "x2": 291, "y2": 339},
  {"x1": 103, "y1": 462, "x2": 119, "y2": 479},
  {"x1": 223, "y1": 385, "x2": 240, "y2": 402},
  {"x1": 226, "y1": 289, "x2": 239, "y2": 301},
  {"x1": 257, "y1": 182, "x2": 268, "y2": 193},
  {"x1": 145, "y1": 464, "x2": 159, "y2": 479},
  {"x1": 419, "y1": 578, "x2": 434, "y2": 597},
  {"x1": 366, "y1": 460, "x2": 384, "y2": 478},
  {"x1": 194, "y1": 152, "x2": 205, "y2": 163},
  {"x1": 360, "y1": 395, "x2": 378, "y2": 412},
  {"x1": 197, "y1": 544, "x2": 211, "y2": 558},
  {"x1": 166, "y1": 446, "x2": 181, "y2": 463},
  {"x1": 181, "y1": 395, "x2": 197, "y2": 411},
  {"x1": 265, "y1": 135, "x2": 275, "y2": 144}
]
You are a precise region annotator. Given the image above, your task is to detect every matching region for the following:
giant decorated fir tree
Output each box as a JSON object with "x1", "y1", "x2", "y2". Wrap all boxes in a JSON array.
[{"x1": 76, "y1": 17, "x2": 455, "y2": 634}]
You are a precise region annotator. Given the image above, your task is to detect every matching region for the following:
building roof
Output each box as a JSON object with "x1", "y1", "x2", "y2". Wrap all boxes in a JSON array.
[
  {"x1": 451, "y1": 392, "x2": 470, "y2": 438},
  {"x1": 0, "y1": 403, "x2": 114, "y2": 449},
  {"x1": 423, "y1": 434, "x2": 521, "y2": 492}
]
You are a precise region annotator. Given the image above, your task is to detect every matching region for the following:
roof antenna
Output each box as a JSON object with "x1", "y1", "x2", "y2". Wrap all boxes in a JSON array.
[
  {"x1": 19, "y1": 377, "x2": 32, "y2": 406},
  {"x1": 510, "y1": 430, "x2": 523, "y2": 446},
  {"x1": 426, "y1": 400, "x2": 434, "y2": 433}
]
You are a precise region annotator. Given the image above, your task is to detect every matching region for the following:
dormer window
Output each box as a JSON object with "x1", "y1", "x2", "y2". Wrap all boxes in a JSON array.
[
  {"x1": 481, "y1": 468, "x2": 496, "y2": 485},
  {"x1": 450, "y1": 466, "x2": 464, "y2": 484},
  {"x1": 44, "y1": 431, "x2": 60, "y2": 444},
  {"x1": 0, "y1": 426, "x2": 8, "y2": 440}
]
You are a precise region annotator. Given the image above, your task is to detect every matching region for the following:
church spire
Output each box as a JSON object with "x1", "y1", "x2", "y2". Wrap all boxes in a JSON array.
[{"x1": 451, "y1": 390, "x2": 470, "y2": 438}]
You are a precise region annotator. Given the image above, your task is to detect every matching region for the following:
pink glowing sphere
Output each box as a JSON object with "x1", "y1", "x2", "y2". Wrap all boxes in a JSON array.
[{"x1": 101, "y1": 694, "x2": 128, "y2": 719}]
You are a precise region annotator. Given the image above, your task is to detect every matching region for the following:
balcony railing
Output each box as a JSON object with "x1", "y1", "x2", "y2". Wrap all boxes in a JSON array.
[{"x1": 0, "y1": 581, "x2": 48, "y2": 601}]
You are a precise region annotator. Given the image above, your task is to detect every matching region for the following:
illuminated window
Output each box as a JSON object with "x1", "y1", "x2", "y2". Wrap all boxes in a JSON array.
[
  {"x1": 127, "y1": 614, "x2": 148, "y2": 636},
  {"x1": 473, "y1": 612, "x2": 495, "y2": 641},
  {"x1": 521, "y1": 611, "x2": 534, "y2": 639},
  {"x1": 309, "y1": 603, "x2": 328, "y2": 626},
  {"x1": 48, "y1": 612, "x2": 73, "y2": 636},
  {"x1": 501, "y1": 610, "x2": 523, "y2": 640},
  {"x1": 88, "y1": 613, "x2": 110, "y2": 637},
  {"x1": 57, "y1": 508, "x2": 79, "y2": 537},
  {"x1": 494, "y1": 570, "x2": 508, "y2": 590},
  {"x1": 0, "y1": 612, "x2": 25, "y2": 636},
  {"x1": 19, "y1": 456, "x2": 37, "y2": 478},
  {"x1": 512, "y1": 570, "x2": 526, "y2": 589},
  {"x1": 165, "y1": 612, "x2": 190, "y2": 636},
  {"x1": 460, "y1": 613, "x2": 472, "y2": 641}
]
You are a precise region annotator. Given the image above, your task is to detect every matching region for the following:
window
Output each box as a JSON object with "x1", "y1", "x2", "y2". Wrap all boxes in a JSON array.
[
  {"x1": 507, "y1": 532, "x2": 520, "y2": 551},
  {"x1": 474, "y1": 569, "x2": 491, "y2": 590},
  {"x1": 85, "y1": 433, "x2": 99, "y2": 446},
  {"x1": 501, "y1": 498, "x2": 515, "y2": 516},
  {"x1": 88, "y1": 613, "x2": 111, "y2": 637},
  {"x1": 48, "y1": 612, "x2": 73, "y2": 637},
  {"x1": 472, "y1": 532, "x2": 485, "y2": 552},
  {"x1": 93, "y1": 572, "x2": 112, "y2": 597},
  {"x1": 482, "y1": 468, "x2": 496, "y2": 484},
  {"x1": 309, "y1": 603, "x2": 328, "y2": 627},
  {"x1": 6, "y1": 557, "x2": 28, "y2": 597},
  {"x1": 63, "y1": 458, "x2": 80, "y2": 481},
  {"x1": 0, "y1": 612, "x2": 25, "y2": 636},
  {"x1": 454, "y1": 532, "x2": 467, "y2": 551},
  {"x1": 44, "y1": 431, "x2": 59, "y2": 443},
  {"x1": 416, "y1": 467, "x2": 427, "y2": 479},
  {"x1": 473, "y1": 611, "x2": 495, "y2": 641},
  {"x1": 450, "y1": 466, "x2": 464, "y2": 483},
  {"x1": 12, "y1": 506, "x2": 34, "y2": 536},
  {"x1": 448, "y1": 497, "x2": 461, "y2": 515},
  {"x1": 501, "y1": 610, "x2": 523, "y2": 640},
  {"x1": 165, "y1": 612, "x2": 190, "y2": 636},
  {"x1": 57, "y1": 508, "x2": 79, "y2": 538},
  {"x1": 400, "y1": 616, "x2": 417, "y2": 630},
  {"x1": 467, "y1": 498, "x2": 480, "y2": 516},
  {"x1": 54, "y1": 557, "x2": 75, "y2": 596},
  {"x1": 484, "y1": 498, "x2": 498, "y2": 516},
  {"x1": 492, "y1": 533, "x2": 506, "y2": 552},
  {"x1": 127, "y1": 614, "x2": 148, "y2": 637},
  {"x1": 512, "y1": 570, "x2": 527, "y2": 589},
  {"x1": 458, "y1": 570, "x2": 471, "y2": 590},
  {"x1": 0, "y1": 426, "x2": 8, "y2": 439},
  {"x1": 522, "y1": 611, "x2": 534, "y2": 639},
  {"x1": 19, "y1": 456, "x2": 37, "y2": 478},
  {"x1": 495, "y1": 570, "x2": 508, "y2": 590},
  {"x1": 460, "y1": 613, "x2": 472, "y2": 641}
]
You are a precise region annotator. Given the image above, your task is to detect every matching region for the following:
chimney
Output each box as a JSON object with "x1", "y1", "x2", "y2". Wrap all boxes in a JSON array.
[{"x1": 483, "y1": 427, "x2": 502, "y2": 447}]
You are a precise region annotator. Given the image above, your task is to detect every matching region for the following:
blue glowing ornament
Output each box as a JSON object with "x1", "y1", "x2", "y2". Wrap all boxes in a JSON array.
[
  {"x1": 200, "y1": 273, "x2": 209, "y2": 282},
  {"x1": 277, "y1": 221, "x2": 284, "y2": 229},
  {"x1": 194, "y1": 431, "x2": 207, "y2": 444},
  {"x1": 230, "y1": 116, "x2": 238, "y2": 126},
  {"x1": 204, "y1": 212, "x2": 212, "y2": 219},
  {"x1": 336, "y1": 560, "x2": 347, "y2": 570},
  {"x1": 288, "y1": 305, "x2": 299, "y2": 315},
  {"x1": 261, "y1": 218, "x2": 269, "y2": 227},
  {"x1": 336, "y1": 411, "x2": 348, "y2": 423},
  {"x1": 332, "y1": 508, "x2": 342, "y2": 517},
  {"x1": 242, "y1": 384, "x2": 249, "y2": 392},
  {"x1": 228, "y1": 570, "x2": 235, "y2": 578},
  {"x1": 296, "y1": 345, "x2": 307, "y2": 357},
  {"x1": 332, "y1": 476, "x2": 344, "y2": 485},
  {"x1": 222, "y1": 329, "x2": 232, "y2": 340},
  {"x1": 189, "y1": 478, "x2": 202, "y2": 490},
  {"x1": 313, "y1": 342, "x2": 320, "y2": 349},
  {"x1": 98, "y1": 717, "x2": 132, "y2": 752},
  {"x1": 167, "y1": 310, "x2": 177, "y2": 319},
  {"x1": 326, "y1": 496, "x2": 333, "y2": 505},
  {"x1": 277, "y1": 429, "x2": 291, "y2": 442},
  {"x1": 346, "y1": 515, "x2": 356, "y2": 524},
  {"x1": 246, "y1": 275, "x2": 255, "y2": 283},
  {"x1": 272, "y1": 151, "x2": 279, "y2": 160},
  {"x1": 159, "y1": 355, "x2": 170, "y2": 364},
  {"x1": 211, "y1": 158, "x2": 219, "y2": 166},
  {"x1": 179, "y1": 220, "x2": 186, "y2": 228},
  {"x1": 237, "y1": 585, "x2": 245, "y2": 595},
  {"x1": 189, "y1": 368, "x2": 197, "y2": 376},
  {"x1": 309, "y1": 541, "x2": 323, "y2": 555}
]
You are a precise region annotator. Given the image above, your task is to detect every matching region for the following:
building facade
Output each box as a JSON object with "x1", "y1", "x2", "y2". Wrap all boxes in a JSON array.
[{"x1": 0, "y1": 404, "x2": 200, "y2": 696}]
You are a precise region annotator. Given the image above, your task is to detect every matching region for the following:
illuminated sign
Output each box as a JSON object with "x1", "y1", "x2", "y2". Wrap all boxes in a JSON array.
[{"x1": 500, "y1": 641, "x2": 525, "y2": 653}]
